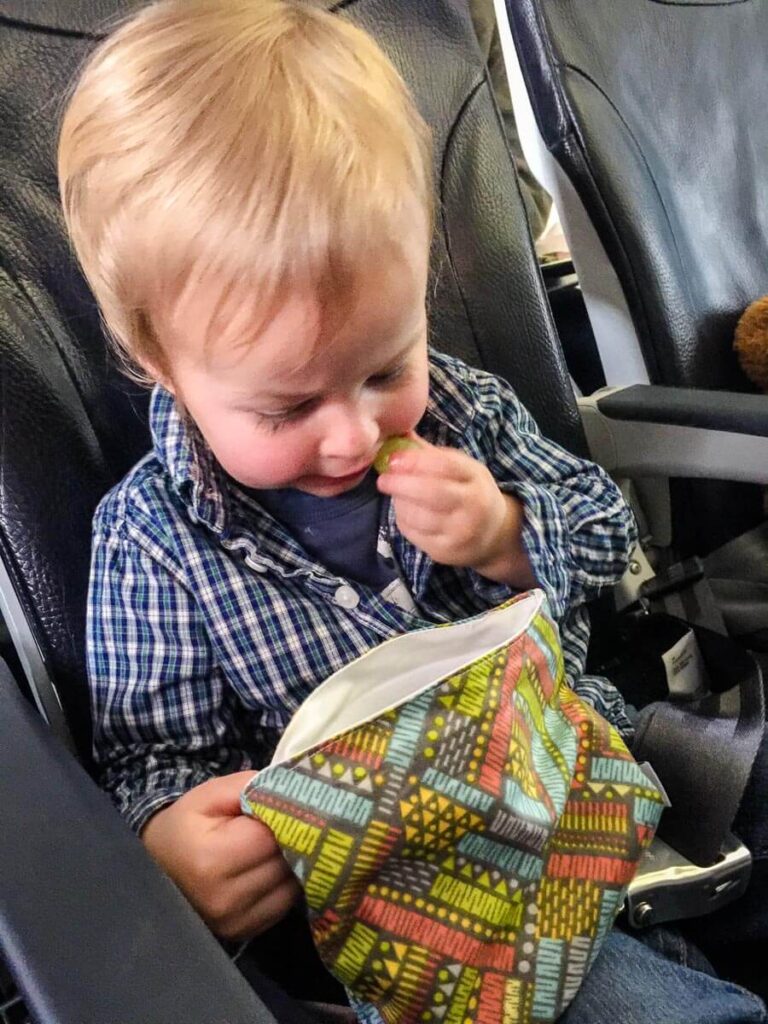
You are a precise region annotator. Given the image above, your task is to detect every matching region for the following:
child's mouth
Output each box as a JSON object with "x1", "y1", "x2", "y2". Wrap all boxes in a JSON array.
[
  {"x1": 325, "y1": 466, "x2": 369, "y2": 485},
  {"x1": 302, "y1": 465, "x2": 371, "y2": 492}
]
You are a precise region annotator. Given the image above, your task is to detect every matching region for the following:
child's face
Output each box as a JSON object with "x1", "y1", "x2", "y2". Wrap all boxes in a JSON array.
[{"x1": 158, "y1": 244, "x2": 430, "y2": 497}]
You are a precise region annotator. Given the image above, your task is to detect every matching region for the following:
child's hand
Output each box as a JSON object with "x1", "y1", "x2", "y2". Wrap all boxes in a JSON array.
[
  {"x1": 376, "y1": 437, "x2": 537, "y2": 588},
  {"x1": 141, "y1": 771, "x2": 300, "y2": 941}
]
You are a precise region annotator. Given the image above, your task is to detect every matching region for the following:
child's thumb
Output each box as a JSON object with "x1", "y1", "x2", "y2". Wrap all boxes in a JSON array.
[{"x1": 186, "y1": 770, "x2": 259, "y2": 819}]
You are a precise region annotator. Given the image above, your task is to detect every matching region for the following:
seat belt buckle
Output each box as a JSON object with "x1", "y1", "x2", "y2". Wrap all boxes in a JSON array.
[
  {"x1": 639, "y1": 557, "x2": 705, "y2": 603},
  {"x1": 624, "y1": 833, "x2": 752, "y2": 928}
]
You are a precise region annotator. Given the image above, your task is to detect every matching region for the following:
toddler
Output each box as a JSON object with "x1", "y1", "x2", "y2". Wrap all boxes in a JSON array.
[{"x1": 58, "y1": 2, "x2": 766, "y2": 1022}]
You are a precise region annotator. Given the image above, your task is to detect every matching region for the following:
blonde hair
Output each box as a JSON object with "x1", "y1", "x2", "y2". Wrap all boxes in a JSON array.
[{"x1": 58, "y1": 0, "x2": 433, "y2": 383}]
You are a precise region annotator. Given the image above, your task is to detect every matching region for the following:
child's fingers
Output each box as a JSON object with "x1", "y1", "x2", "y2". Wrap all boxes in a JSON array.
[
  {"x1": 184, "y1": 770, "x2": 261, "y2": 819},
  {"x1": 384, "y1": 443, "x2": 473, "y2": 481},
  {"x1": 212, "y1": 873, "x2": 301, "y2": 941},
  {"x1": 392, "y1": 502, "x2": 443, "y2": 538},
  {"x1": 214, "y1": 813, "x2": 283, "y2": 876},
  {"x1": 223, "y1": 849, "x2": 296, "y2": 898},
  {"x1": 199, "y1": 849, "x2": 294, "y2": 921},
  {"x1": 376, "y1": 472, "x2": 461, "y2": 511},
  {"x1": 236, "y1": 876, "x2": 302, "y2": 939}
]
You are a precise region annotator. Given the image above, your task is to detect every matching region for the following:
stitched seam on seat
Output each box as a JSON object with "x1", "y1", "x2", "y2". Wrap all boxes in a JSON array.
[
  {"x1": 559, "y1": 61, "x2": 697, "y2": 375},
  {"x1": 524, "y1": 0, "x2": 573, "y2": 149},
  {"x1": 439, "y1": 79, "x2": 491, "y2": 376},
  {"x1": 0, "y1": 14, "x2": 101, "y2": 39},
  {"x1": 440, "y1": 77, "x2": 563, "y2": 394}
]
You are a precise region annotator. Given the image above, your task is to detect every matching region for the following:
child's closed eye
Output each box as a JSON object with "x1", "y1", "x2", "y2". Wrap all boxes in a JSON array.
[
  {"x1": 366, "y1": 362, "x2": 408, "y2": 388},
  {"x1": 252, "y1": 399, "x2": 316, "y2": 432},
  {"x1": 245, "y1": 360, "x2": 410, "y2": 433}
]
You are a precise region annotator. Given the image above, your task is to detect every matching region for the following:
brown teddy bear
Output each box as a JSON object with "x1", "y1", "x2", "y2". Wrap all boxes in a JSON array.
[
  {"x1": 734, "y1": 297, "x2": 768, "y2": 514},
  {"x1": 735, "y1": 296, "x2": 768, "y2": 392}
]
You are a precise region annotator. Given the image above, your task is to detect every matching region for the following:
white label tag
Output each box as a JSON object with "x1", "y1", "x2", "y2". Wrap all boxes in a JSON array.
[
  {"x1": 661, "y1": 629, "x2": 709, "y2": 698},
  {"x1": 636, "y1": 761, "x2": 672, "y2": 807}
]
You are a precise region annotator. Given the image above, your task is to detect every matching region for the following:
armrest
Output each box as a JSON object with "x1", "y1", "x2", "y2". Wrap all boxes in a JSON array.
[
  {"x1": 579, "y1": 385, "x2": 768, "y2": 483},
  {"x1": 540, "y1": 256, "x2": 575, "y2": 283},
  {"x1": 0, "y1": 660, "x2": 279, "y2": 1024}
]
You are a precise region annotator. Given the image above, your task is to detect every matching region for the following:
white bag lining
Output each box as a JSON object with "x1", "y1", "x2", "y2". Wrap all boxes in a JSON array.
[{"x1": 272, "y1": 590, "x2": 544, "y2": 763}]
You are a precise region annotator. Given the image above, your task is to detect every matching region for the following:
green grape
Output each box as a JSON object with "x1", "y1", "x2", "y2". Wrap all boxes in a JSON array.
[{"x1": 373, "y1": 436, "x2": 420, "y2": 473}]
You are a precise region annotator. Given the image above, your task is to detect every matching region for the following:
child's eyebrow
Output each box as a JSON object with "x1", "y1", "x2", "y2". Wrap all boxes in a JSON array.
[{"x1": 257, "y1": 386, "x2": 319, "y2": 402}]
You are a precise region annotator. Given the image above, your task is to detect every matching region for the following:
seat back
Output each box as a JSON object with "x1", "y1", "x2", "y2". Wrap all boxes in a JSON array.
[
  {"x1": 0, "y1": 0, "x2": 583, "y2": 760},
  {"x1": 502, "y1": 0, "x2": 768, "y2": 393},
  {"x1": 500, "y1": 0, "x2": 768, "y2": 552}
]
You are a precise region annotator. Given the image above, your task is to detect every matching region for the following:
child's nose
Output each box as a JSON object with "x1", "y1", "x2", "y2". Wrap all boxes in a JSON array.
[{"x1": 319, "y1": 402, "x2": 379, "y2": 461}]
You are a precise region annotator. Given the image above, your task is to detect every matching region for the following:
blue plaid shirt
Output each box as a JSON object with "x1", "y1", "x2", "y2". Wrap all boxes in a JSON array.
[{"x1": 87, "y1": 350, "x2": 636, "y2": 833}]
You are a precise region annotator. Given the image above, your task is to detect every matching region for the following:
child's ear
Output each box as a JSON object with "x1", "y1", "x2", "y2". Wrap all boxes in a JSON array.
[
  {"x1": 139, "y1": 362, "x2": 176, "y2": 394},
  {"x1": 134, "y1": 348, "x2": 176, "y2": 394},
  {"x1": 133, "y1": 309, "x2": 176, "y2": 392}
]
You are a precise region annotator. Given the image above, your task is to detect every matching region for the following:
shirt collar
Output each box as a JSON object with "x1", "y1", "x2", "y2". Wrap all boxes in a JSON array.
[
  {"x1": 422, "y1": 348, "x2": 475, "y2": 437},
  {"x1": 149, "y1": 386, "x2": 231, "y2": 536}
]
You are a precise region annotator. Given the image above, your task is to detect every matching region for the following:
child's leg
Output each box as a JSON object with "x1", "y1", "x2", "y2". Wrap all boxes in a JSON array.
[{"x1": 559, "y1": 927, "x2": 766, "y2": 1024}]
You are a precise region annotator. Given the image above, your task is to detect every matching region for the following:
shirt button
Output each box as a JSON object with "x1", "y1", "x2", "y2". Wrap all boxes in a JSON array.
[{"x1": 334, "y1": 584, "x2": 360, "y2": 609}]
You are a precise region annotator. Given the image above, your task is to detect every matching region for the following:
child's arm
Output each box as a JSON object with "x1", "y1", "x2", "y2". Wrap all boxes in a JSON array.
[
  {"x1": 88, "y1": 516, "x2": 296, "y2": 938},
  {"x1": 377, "y1": 361, "x2": 636, "y2": 617}
]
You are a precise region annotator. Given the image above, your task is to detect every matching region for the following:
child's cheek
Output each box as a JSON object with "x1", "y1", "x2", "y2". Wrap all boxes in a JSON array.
[
  {"x1": 385, "y1": 367, "x2": 429, "y2": 438},
  {"x1": 210, "y1": 429, "x2": 312, "y2": 490}
]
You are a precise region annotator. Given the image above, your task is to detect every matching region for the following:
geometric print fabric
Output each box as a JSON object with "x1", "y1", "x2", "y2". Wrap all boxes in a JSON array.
[{"x1": 242, "y1": 603, "x2": 664, "y2": 1023}]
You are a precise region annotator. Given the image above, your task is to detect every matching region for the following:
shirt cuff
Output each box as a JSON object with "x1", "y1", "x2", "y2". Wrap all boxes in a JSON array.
[
  {"x1": 571, "y1": 674, "x2": 635, "y2": 742},
  {"x1": 125, "y1": 786, "x2": 193, "y2": 835},
  {"x1": 469, "y1": 480, "x2": 571, "y2": 618},
  {"x1": 114, "y1": 766, "x2": 220, "y2": 834}
]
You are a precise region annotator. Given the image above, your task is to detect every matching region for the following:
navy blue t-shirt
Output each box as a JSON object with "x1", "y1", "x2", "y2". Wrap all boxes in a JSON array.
[{"x1": 253, "y1": 472, "x2": 399, "y2": 591}]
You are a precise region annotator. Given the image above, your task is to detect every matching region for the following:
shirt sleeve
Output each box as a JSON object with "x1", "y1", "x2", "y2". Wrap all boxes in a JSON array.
[
  {"x1": 87, "y1": 518, "x2": 271, "y2": 834},
  {"x1": 463, "y1": 368, "x2": 637, "y2": 619}
]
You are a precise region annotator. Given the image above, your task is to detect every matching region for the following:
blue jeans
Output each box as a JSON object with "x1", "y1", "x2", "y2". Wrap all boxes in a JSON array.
[
  {"x1": 335, "y1": 924, "x2": 768, "y2": 1024},
  {"x1": 560, "y1": 927, "x2": 766, "y2": 1024}
]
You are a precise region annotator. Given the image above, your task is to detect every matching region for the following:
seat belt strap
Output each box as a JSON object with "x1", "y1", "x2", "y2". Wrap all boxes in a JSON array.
[
  {"x1": 641, "y1": 557, "x2": 728, "y2": 636},
  {"x1": 632, "y1": 626, "x2": 764, "y2": 866}
]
